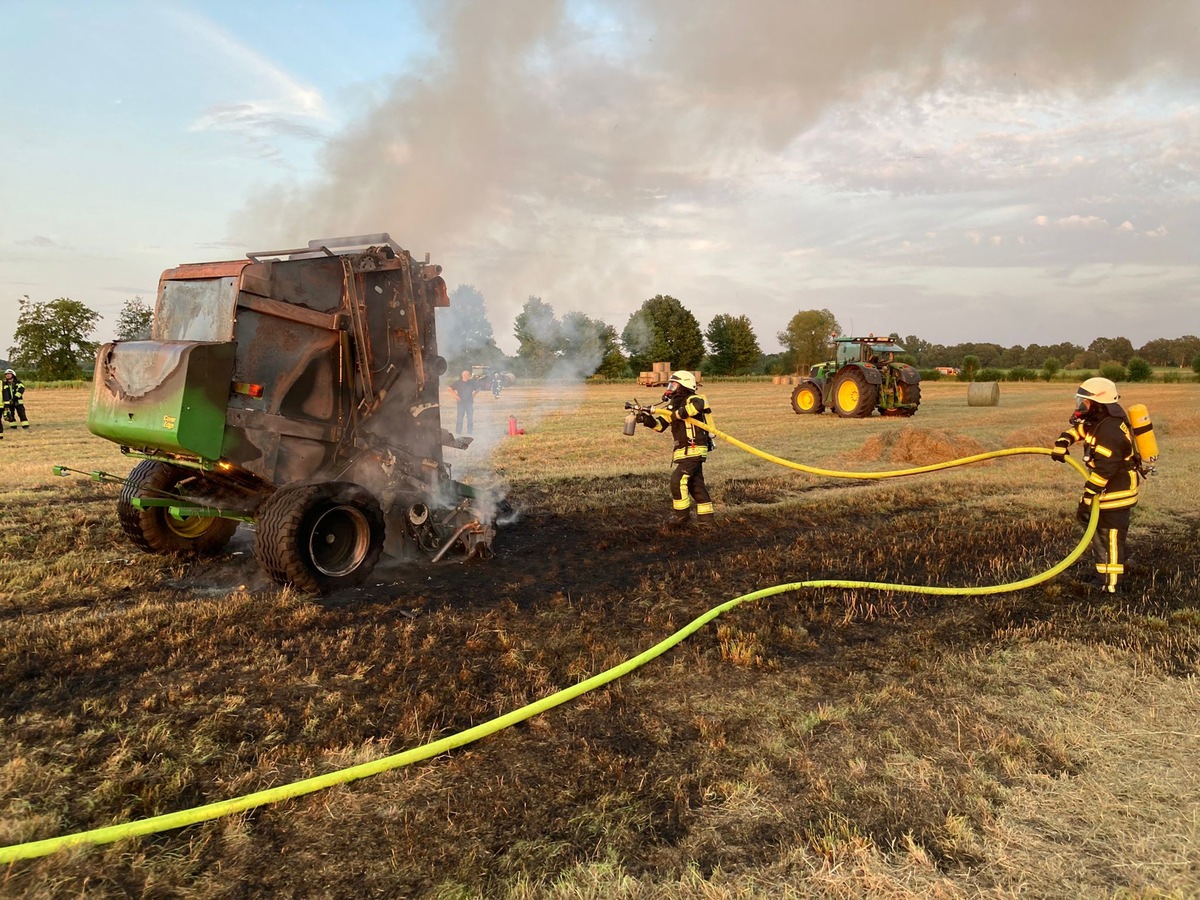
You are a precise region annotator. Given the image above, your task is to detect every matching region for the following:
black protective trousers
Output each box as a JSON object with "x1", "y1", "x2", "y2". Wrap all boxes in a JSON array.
[
  {"x1": 1081, "y1": 505, "x2": 1131, "y2": 592},
  {"x1": 671, "y1": 456, "x2": 712, "y2": 521}
]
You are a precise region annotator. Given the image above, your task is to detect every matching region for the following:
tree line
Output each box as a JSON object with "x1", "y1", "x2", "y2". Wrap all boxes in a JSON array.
[{"x1": 7, "y1": 291, "x2": 1200, "y2": 382}]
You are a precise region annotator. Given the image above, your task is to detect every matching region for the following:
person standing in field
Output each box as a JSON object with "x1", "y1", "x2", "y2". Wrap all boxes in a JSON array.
[
  {"x1": 1051, "y1": 376, "x2": 1140, "y2": 593},
  {"x1": 635, "y1": 370, "x2": 716, "y2": 526},
  {"x1": 2, "y1": 369, "x2": 28, "y2": 431},
  {"x1": 448, "y1": 369, "x2": 482, "y2": 435}
]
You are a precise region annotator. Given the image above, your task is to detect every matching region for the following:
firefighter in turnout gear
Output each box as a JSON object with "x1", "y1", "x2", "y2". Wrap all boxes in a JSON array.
[
  {"x1": 1051, "y1": 377, "x2": 1140, "y2": 593},
  {"x1": 2, "y1": 369, "x2": 28, "y2": 433},
  {"x1": 636, "y1": 371, "x2": 715, "y2": 525}
]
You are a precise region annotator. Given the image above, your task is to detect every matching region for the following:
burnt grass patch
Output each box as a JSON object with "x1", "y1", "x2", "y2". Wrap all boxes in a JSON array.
[{"x1": 3, "y1": 477, "x2": 1199, "y2": 896}]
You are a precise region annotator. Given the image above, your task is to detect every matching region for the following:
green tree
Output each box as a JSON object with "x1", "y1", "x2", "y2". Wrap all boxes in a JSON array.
[
  {"x1": 9, "y1": 296, "x2": 100, "y2": 380},
  {"x1": 1192, "y1": 353, "x2": 1200, "y2": 376},
  {"x1": 1042, "y1": 356, "x2": 1062, "y2": 381},
  {"x1": 901, "y1": 334, "x2": 932, "y2": 364},
  {"x1": 961, "y1": 354, "x2": 981, "y2": 381},
  {"x1": 1100, "y1": 362, "x2": 1127, "y2": 382},
  {"x1": 513, "y1": 296, "x2": 561, "y2": 377},
  {"x1": 437, "y1": 285, "x2": 503, "y2": 372},
  {"x1": 115, "y1": 296, "x2": 153, "y2": 341},
  {"x1": 621, "y1": 295, "x2": 704, "y2": 374},
  {"x1": 1172, "y1": 335, "x2": 1200, "y2": 368},
  {"x1": 1088, "y1": 336, "x2": 1135, "y2": 365},
  {"x1": 777, "y1": 308, "x2": 840, "y2": 375},
  {"x1": 1126, "y1": 356, "x2": 1152, "y2": 382},
  {"x1": 705, "y1": 314, "x2": 762, "y2": 375},
  {"x1": 560, "y1": 310, "x2": 624, "y2": 378}
]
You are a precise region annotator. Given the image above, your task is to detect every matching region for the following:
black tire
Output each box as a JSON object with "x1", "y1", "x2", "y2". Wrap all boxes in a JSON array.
[
  {"x1": 896, "y1": 380, "x2": 921, "y2": 417},
  {"x1": 118, "y1": 460, "x2": 238, "y2": 555},
  {"x1": 253, "y1": 482, "x2": 385, "y2": 593},
  {"x1": 831, "y1": 368, "x2": 879, "y2": 418},
  {"x1": 790, "y1": 381, "x2": 825, "y2": 414}
]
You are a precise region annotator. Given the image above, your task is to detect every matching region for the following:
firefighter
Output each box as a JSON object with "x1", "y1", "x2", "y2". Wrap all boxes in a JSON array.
[
  {"x1": 1051, "y1": 377, "x2": 1139, "y2": 593},
  {"x1": 2, "y1": 369, "x2": 28, "y2": 430},
  {"x1": 636, "y1": 371, "x2": 715, "y2": 525}
]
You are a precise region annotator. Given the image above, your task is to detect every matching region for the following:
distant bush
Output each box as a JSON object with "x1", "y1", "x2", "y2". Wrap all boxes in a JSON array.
[
  {"x1": 1162, "y1": 370, "x2": 1181, "y2": 384},
  {"x1": 1192, "y1": 353, "x2": 1200, "y2": 376},
  {"x1": 1007, "y1": 367, "x2": 1036, "y2": 382},
  {"x1": 918, "y1": 369, "x2": 943, "y2": 381},
  {"x1": 1126, "y1": 356, "x2": 1152, "y2": 382},
  {"x1": 976, "y1": 368, "x2": 1004, "y2": 382},
  {"x1": 1099, "y1": 362, "x2": 1127, "y2": 382}
]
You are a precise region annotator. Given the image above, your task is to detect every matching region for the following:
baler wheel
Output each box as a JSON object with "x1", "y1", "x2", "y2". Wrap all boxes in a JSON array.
[
  {"x1": 831, "y1": 369, "x2": 879, "y2": 418},
  {"x1": 118, "y1": 460, "x2": 237, "y2": 555},
  {"x1": 790, "y1": 381, "x2": 824, "y2": 415},
  {"x1": 253, "y1": 482, "x2": 385, "y2": 593}
]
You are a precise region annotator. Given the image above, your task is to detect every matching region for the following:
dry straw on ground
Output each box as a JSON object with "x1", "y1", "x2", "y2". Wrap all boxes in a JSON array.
[{"x1": 1, "y1": 381, "x2": 1197, "y2": 898}]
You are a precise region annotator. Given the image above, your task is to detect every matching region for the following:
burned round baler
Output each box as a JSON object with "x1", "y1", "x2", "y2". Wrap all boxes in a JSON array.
[{"x1": 85, "y1": 234, "x2": 493, "y2": 593}]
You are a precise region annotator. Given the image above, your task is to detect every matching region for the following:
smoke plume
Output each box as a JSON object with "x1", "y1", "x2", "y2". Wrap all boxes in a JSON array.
[{"x1": 231, "y1": 1, "x2": 1200, "y2": 345}]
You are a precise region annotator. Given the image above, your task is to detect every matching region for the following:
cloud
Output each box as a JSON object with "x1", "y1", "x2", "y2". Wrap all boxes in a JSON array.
[
  {"x1": 226, "y1": 0, "x2": 1200, "y2": 350},
  {"x1": 1057, "y1": 215, "x2": 1110, "y2": 229},
  {"x1": 163, "y1": 6, "x2": 329, "y2": 147},
  {"x1": 16, "y1": 235, "x2": 70, "y2": 249}
]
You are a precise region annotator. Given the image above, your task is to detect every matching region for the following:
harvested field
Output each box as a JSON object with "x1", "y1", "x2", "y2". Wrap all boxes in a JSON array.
[{"x1": 1, "y1": 381, "x2": 1198, "y2": 898}]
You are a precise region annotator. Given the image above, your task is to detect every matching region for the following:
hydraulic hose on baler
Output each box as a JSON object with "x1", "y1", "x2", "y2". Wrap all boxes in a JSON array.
[{"x1": 0, "y1": 435, "x2": 1096, "y2": 864}]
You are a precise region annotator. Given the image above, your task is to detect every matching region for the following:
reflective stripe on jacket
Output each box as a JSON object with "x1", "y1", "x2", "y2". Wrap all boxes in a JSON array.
[
  {"x1": 1059, "y1": 414, "x2": 1139, "y2": 510},
  {"x1": 649, "y1": 392, "x2": 712, "y2": 461}
]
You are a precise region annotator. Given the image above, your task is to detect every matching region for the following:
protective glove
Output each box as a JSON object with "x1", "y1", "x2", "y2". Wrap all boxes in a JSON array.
[
  {"x1": 1051, "y1": 435, "x2": 1071, "y2": 463},
  {"x1": 636, "y1": 411, "x2": 656, "y2": 427}
]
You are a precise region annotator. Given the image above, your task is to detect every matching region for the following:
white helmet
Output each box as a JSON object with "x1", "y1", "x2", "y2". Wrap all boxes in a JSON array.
[
  {"x1": 667, "y1": 370, "x2": 697, "y2": 391},
  {"x1": 3, "y1": 369, "x2": 13, "y2": 377},
  {"x1": 1076, "y1": 376, "x2": 1119, "y2": 405},
  {"x1": 1073, "y1": 376, "x2": 1124, "y2": 421}
]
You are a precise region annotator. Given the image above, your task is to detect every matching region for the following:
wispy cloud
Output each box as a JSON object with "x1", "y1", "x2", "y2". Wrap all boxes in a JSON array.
[{"x1": 163, "y1": 5, "x2": 329, "y2": 146}]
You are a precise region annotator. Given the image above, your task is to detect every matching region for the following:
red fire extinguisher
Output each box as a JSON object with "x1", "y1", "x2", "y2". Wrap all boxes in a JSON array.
[{"x1": 508, "y1": 415, "x2": 518, "y2": 436}]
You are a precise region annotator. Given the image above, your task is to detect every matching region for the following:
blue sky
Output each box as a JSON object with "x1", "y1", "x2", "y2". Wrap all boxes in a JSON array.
[{"x1": 3, "y1": 0, "x2": 1198, "y2": 359}]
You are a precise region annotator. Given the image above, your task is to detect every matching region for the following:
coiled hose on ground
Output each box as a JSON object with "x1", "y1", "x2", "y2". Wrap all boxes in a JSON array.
[{"x1": 0, "y1": 440, "x2": 1093, "y2": 863}]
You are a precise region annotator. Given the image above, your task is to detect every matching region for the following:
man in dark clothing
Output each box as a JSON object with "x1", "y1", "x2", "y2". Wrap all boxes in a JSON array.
[
  {"x1": 636, "y1": 370, "x2": 715, "y2": 525},
  {"x1": 2, "y1": 369, "x2": 28, "y2": 432},
  {"x1": 1051, "y1": 376, "x2": 1140, "y2": 593},
  {"x1": 448, "y1": 369, "x2": 482, "y2": 435}
]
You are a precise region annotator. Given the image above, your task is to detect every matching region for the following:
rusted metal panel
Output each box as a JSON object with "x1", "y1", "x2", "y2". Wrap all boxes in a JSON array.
[
  {"x1": 236, "y1": 292, "x2": 346, "y2": 332},
  {"x1": 155, "y1": 278, "x2": 239, "y2": 342},
  {"x1": 160, "y1": 260, "x2": 253, "y2": 282}
]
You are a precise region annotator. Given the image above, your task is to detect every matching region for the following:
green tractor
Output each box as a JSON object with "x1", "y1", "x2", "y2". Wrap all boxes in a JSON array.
[{"x1": 790, "y1": 336, "x2": 921, "y2": 418}]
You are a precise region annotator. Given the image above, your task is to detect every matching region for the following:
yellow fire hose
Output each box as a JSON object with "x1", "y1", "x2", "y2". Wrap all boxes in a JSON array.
[{"x1": 1, "y1": 442, "x2": 1094, "y2": 864}]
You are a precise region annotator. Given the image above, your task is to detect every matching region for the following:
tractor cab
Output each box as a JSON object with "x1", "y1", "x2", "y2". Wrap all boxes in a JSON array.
[{"x1": 835, "y1": 337, "x2": 906, "y2": 367}]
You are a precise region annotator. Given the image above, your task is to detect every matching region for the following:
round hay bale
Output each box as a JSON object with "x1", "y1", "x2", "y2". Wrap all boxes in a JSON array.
[
  {"x1": 772, "y1": 376, "x2": 785, "y2": 385},
  {"x1": 967, "y1": 382, "x2": 1000, "y2": 407}
]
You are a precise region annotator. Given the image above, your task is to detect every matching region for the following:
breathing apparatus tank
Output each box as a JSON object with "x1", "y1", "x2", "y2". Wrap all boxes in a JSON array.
[{"x1": 1127, "y1": 403, "x2": 1158, "y2": 463}]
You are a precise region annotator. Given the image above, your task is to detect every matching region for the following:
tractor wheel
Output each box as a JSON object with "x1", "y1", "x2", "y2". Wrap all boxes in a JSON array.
[
  {"x1": 831, "y1": 369, "x2": 879, "y2": 418},
  {"x1": 118, "y1": 460, "x2": 237, "y2": 555},
  {"x1": 895, "y1": 381, "x2": 921, "y2": 417},
  {"x1": 253, "y1": 482, "x2": 385, "y2": 593},
  {"x1": 790, "y1": 381, "x2": 824, "y2": 414}
]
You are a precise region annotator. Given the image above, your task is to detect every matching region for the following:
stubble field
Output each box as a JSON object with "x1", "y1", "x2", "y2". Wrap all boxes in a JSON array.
[{"x1": 1, "y1": 380, "x2": 1198, "y2": 898}]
